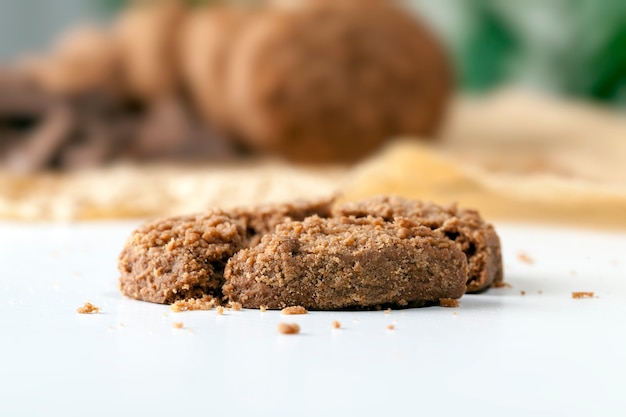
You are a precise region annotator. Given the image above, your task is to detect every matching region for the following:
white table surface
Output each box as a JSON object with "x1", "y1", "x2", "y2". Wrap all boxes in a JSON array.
[{"x1": 1, "y1": 220, "x2": 625, "y2": 417}]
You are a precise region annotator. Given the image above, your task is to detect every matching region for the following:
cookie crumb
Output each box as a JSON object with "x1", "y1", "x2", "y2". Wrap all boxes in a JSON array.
[
  {"x1": 278, "y1": 322, "x2": 300, "y2": 335},
  {"x1": 453, "y1": 311, "x2": 458, "y2": 316},
  {"x1": 538, "y1": 290, "x2": 543, "y2": 294},
  {"x1": 77, "y1": 302, "x2": 100, "y2": 314},
  {"x1": 172, "y1": 322, "x2": 184, "y2": 329},
  {"x1": 439, "y1": 298, "x2": 459, "y2": 308},
  {"x1": 520, "y1": 290, "x2": 526, "y2": 296},
  {"x1": 517, "y1": 252, "x2": 534, "y2": 264},
  {"x1": 281, "y1": 306, "x2": 308, "y2": 315},
  {"x1": 492, "y1": 281, "x2": 512, "y2": 289},
  {"x1": 119, "y1": 322, "x2": 125, "y2": 327},
  {"x1": 572, "y1": 292, "x2": 594, "y2": 299},
  {"x1": 228, "y1": 302, "x2": 243, "y2": 311},
  {"x1": 332, "y1": 320, "x2": 341, "y2": 329},
  {"x1": 387, "y1": 324, "x2": 395, "y2": 330},
  {"x1": 170, "y1": 295, "x2": 215, "y2": 312},
  {"x1": 260, "y1": 306, "x2": 267, "y2": 312},
  {"x1": 216, "y1": 306, "x2": 225, "y2": 315},
  {"x1": 384, "y1": 308, "x2": 391, "y2": 314}
]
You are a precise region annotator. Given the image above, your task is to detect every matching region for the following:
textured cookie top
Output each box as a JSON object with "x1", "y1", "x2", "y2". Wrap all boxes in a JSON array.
[
  {"x1": 229, "y1": 197, "x2": 334, "y2": 246},
  {"x1": 335, "y1": 195, "x2": 473, "y2": 226},
  {"x1": 124, "y1": 211, "x2": 245, "y2": 259}
]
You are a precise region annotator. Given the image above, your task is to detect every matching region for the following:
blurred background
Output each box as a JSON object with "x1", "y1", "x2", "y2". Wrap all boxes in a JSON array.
[
  {"x1": 0, "y1": 0, "x2": 625, "y2": 226},
  {"x1": 1, "y1": 0, "x2": 625, "y2": 107}
]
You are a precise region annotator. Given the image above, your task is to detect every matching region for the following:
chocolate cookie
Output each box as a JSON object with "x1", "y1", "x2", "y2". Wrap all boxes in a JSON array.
[
  {"x1": 334, "y1": 196, "x2": 503, "y2": 292},
  {"x1": 115, "y1": 1, "x2": 184, "y2": 102},
  {"x1": 227, "y1": 2, "x2": 452, "y2": 162},
  {"x1": 118, "y1": 211, "x2": 245, "y2": 304},
  {"x1": 180, "y1": 6, "x2": 254, "y2": 134},
  {"x1": 223, "y1": 216, "x2": 467, "y2": 310},
  {"x1": 20, "y1": 25, "x2": 120, "y2": 96}
]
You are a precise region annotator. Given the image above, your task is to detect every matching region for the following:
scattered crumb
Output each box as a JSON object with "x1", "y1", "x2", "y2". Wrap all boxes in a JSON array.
[
  {"x1": 278, "y1": 322, "x2": 300, "y2": 335},
  {"x1": 384, "y1": 308, "x2": 391, "y2": 314},
  {"x1": 452, "y1": 311, "x2": 458, "y2": 316},
  {"x1": 517, "y1": 252, "x2": 534, "y2": 264},
  {"x1": 538, "y1": 290, "x2": 543, "y2": 295},
  {"x1": 187, "y1": 329, "x2": 194, "y2": 334},
  {"x1": 281, "y1": 306, "x2": 308, "y2": 315},
  {"x1": 77, "y1": 302, "x2": 100, "y2": 314},
  {"x1": 170, "y1": 295, "x2": 215, "y2": 312},
  {"x1": 492, "y1": 281, "x2": 512, "y2": 289},
  {"x1": 260, "y1": 306, "x2": 267, "y2": 312},
  {"x1": 108, "y1": 326, "x2": 114, "y2": 331},
  {"x1": 387, "y1": 324, "x2": 395, "y2": 330},
  {"x1": 172, "y1": 322, "x2": 184, "y2": 329},
  {"x1": 216, "y1": 306, "x2": 225, "y2": 315},
  {"x1": 520, "y1": 290, "x2": 526, "y2": 296},
  {"x1": 572, "y1": 292, "x2": 594, "y2": 299},
  {"x1": 352, "y1": 318, "x2": 359, "y2": 323},
  {"x1": 439, "y1": 298, "x2": 459, "y2": 308},
  {"x1": 119, "y1": 322, "x2": 125, "y2": 327},
  {"x1": 570, "y1": 270, "x2": 577, "y2": 276},
  {"x1": 332, "y1": 320, "x2": 341, "y2": 329},
  {"x1": 228, "y1": 302, "x2": 242, "y2": 311},
  {"x1": 162, "y1": 312, "x2": 168, "y2": 317}
]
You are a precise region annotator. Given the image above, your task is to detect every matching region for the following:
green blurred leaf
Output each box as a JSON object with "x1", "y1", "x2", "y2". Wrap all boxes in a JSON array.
[{"x1": 457, "y1": 3, "x2": 518, "y2": 92}]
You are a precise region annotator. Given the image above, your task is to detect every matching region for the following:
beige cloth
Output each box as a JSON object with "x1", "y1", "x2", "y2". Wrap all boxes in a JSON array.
[{"x1": 1, "y1": 89, "x2": 625, "y2": 229}]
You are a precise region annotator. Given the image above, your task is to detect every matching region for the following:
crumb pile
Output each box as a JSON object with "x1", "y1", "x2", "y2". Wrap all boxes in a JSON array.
[
  {"x1": 77, "y1": 302, "x2": 100, "y2": 314},
  {"x1": 118, "y1": 196, "x2": 503, "y2": 310}
]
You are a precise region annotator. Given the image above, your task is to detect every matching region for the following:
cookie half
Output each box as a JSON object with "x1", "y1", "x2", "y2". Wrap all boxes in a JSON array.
[
  {"x1": 118, "y1": 211, "x2": 245, "y2": 304},
  {"x1": 223, "y1": 216, "x2": 467, "y2": 309},
  {"x1": 334, "y1": 195, "x2": 503, "y2": 292}
]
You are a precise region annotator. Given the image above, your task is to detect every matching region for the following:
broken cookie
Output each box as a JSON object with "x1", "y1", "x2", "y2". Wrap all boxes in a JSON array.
[
  {"x1": 223, "y1": 216, "x2": 467, "y2": 309},
  {"x1": 118, "y1": 196, "x2": 502, "y2": 309},
  {"x1": 118, "y1": 211, "x2": 245, "y2": 304}
]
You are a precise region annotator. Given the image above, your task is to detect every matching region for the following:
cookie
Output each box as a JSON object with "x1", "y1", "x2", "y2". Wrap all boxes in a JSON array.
[
  {"x1": 227, "y1": 2, "x2": 451, "y2": 162},
  {"x1": 334, "y1": 196, "x2": 503, "y2": 292},
  {"x1": 223, "y1": 216, "x2": 467, "y2": 309},
  {"x1": 118, "y1": 211, "x2": 245, "y2": 304},
  {"x1": 115, "y1": 0, "x2": 184, "y2": 102},
  {"x1": 180, "y1": 6, "x2": 254, "y2": 134},
  {"x1": 20, "y1": 25, "x2": 120, "y2": 96}
]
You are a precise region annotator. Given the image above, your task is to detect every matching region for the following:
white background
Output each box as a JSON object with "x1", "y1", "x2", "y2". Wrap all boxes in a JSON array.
[{"x1": 1, "y1": 221, "x2": 625, "y2": 417}]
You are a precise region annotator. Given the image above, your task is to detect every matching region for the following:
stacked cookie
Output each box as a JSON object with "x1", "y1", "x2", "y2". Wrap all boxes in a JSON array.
[
  {"x1": 119, "y1": 196, "x2": 502, "y2": 310},
  {"x1": 1, "y1": 0, "x2": 451, "y2": 170}
]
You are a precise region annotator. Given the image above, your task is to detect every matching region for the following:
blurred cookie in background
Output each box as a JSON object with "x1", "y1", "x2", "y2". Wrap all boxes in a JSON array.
[
  {"x1": 180, "y1": 6, "x2": 255, "y2": 137},
  {"x1": 115, "y1": 0, "x2": 185, "y2": 103},
  {"x1": 227, "y1": 0, "x2": 452, "y2": 163}
]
